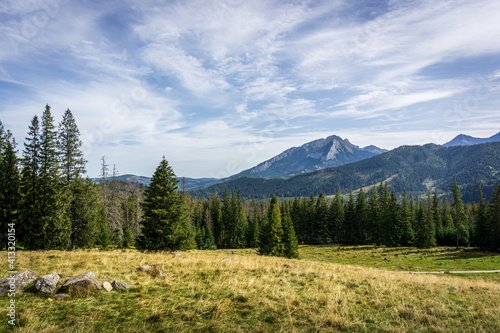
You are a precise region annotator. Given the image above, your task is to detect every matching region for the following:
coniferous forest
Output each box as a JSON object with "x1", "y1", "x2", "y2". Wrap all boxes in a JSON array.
[{"x1": 1, "y1": 106, "x2": 499, "y2": 255}]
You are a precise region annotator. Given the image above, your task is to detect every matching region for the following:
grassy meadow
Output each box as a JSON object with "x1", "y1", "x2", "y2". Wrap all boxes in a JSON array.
[{"x1": 0, "y1": 246, "x2": 499, "y2": 332}]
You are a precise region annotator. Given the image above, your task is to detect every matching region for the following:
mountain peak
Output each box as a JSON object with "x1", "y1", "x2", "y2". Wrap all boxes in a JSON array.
[
  {"x1": 443, "y1": 131, "x2": 500, "y2": 147},
  {"x1": 233, "y1": 135, "x2": 386, "y2": 179}
]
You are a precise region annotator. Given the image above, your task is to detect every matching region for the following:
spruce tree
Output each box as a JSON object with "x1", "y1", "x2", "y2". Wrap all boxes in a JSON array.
[
  {"x1": 0, "y1": 126, "x2": 20, "y2": 249},
  {"x1": 399, "y1": 190, "x2": 414, "y2": 246},
  {"x1": 39, "y1": 105, "x2": 70, "y2": 249},
  {"x1": 487, "y1": 185, "x2": 500, "y2": 252},
  {"x1": 58, "y1": 109, "x2": 86, "y2": 183},
  {"x1": 474, "y1": 184, "x2": 490, "y2": 250},
  {"x1": 355, "y1": 188, "x2": 368, "y2": 243},
  {"x1": 343, "y1": 191, "x2": 356, "y2": 244},
  {"x1": 366, "y1": 185, "x2": 379, "y2": 244},
  {"x1": 329, "y1": 189, "x2": 344, "y2": 243},
  {"x1": 451, "y1": 179, "x2": 469, "y2": 248},
  {"x1": 258, "y1": 196, "x2": 284, "y2": 256},
  {"x1": 314, "y1": 192, "x2": 330, "y2": 244},
  {"x1": 18, "y1": 116, "x2": 43, "y2": 249},
  {"x1": 137, "y1": 156, "x2": 195, "y2": 251},
  {"x1": 281, "y1": 202, "x2": 299, "y2": 258}
]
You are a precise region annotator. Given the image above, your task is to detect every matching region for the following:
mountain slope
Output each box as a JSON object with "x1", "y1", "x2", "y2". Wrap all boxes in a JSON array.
[
  {"x1": 193, "y1": 142, "x2": 500, "y2": 201},
  {"x1": 443, "y1": 131, "x2": 500, "y2": 147},
  {"x1": 232, "y1": 135, "x2": 387, "y2": 179},
  {"x1": 92, "y1": 175, "x2": 219, "y2": 192}
]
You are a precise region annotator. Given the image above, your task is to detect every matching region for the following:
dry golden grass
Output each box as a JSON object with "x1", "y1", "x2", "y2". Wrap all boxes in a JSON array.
[{"x1": 0, "y1": 248, "x2": 499, "y2": 332}]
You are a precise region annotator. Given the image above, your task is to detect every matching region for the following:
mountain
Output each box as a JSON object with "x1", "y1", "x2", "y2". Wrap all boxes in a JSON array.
[
  {"x1": 443, "y1": 131, "x2": 500, "y2": 147},
  {"x1": 230, "y1": 135, "x2": 387, "y2": 179},
  {"x1": 92, "y1": 174, "x2": 219, "y2": 192},
  {"x1": 193, "y1": 142, "x2": 500, "y2": 202}
]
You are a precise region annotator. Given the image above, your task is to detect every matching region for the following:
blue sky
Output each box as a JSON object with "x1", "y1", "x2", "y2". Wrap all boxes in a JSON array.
[{"x1": 1, "y1": 0, "x2": 499, "y2": 178}]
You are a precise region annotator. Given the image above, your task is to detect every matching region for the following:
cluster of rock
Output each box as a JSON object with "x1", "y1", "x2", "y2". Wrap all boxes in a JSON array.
[{"x1": 0, "y1": 270, "x2": 132, "y2": 300}]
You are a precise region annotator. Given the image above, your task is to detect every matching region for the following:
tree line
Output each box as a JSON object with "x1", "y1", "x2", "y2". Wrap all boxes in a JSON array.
[{"x1": 1, "y1": 106, "x2": 499, "y2": 254}]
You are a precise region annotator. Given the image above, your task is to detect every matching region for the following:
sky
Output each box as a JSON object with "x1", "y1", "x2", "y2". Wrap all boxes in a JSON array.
[{"x1": 1, "y1": 0, "x2": 499, "y2": 179}]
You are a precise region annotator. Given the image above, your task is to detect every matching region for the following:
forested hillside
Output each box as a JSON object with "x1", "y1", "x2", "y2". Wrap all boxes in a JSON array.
[{"x1": 193, "y1": 143, "x2": 500, "y2": 201}]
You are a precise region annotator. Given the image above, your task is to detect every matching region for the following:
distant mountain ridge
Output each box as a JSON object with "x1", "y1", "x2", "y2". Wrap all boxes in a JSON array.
[
  {"x1": 91, "y1": 174, "x2": 219, "y2": 192},
  {"x1": 193, "y1": 142, "x2": 500, "y2": 202},
  {"x1": 230, "y1": 135, "x2": 387, "y2": 179},
  {"x1": 443, "y1": 131, "x2": 500, "y2": 147}
]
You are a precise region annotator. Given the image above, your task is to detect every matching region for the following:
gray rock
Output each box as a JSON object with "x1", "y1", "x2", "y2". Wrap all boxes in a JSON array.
[
  {"x1": 59, "y1": 271, "x2": 102, "y2": 293},
  {"x1": 102, "y1": 281, "x2": 112, "y2": 292},
  {"x1": 34, "y1": 273, "x2": 60, "y2": 294},
  {"x1": 54, "y1": 293, "x2": 69, "y2": 301},
  {"x1": 231, "y1": 251, "x2": 237, "y2": 254},
  {"x1": 111, "y1": 280, "x2": 132, "y2": 290},
  {"x1": 0, "y1": 270, "x2": 38, "y2": 296},
  {"x1": 283, "y1": 264, "x2": 301, "y2": 271},
  {"x1": 173, "y1": 253, "x2": 186, "y2": 259},
  {"x1": 137, "y1": 265, "x2": 152, "y2": 271}
]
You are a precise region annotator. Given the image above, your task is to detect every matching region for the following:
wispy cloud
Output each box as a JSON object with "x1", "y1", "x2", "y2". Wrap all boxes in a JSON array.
[{"x1": 1, "y1": 0, "x2": 499, "y2": 178}]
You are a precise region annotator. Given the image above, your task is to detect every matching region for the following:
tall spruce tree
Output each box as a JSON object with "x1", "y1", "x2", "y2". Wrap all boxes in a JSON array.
[
  {"x1": 474, "y1": 184, "x2": 490, "y2": 250},
  {"x1": 0, "y1": 125, "x2": 20, "y2": 249},
  {"x1": 399, "y1": 190, "x2": 414, "y2": 246},
  {"x1": 258, "y1": 196, "x2": 284, "y2": 256},
  {"x1": 329, "y1": 189, "x2": 344, "y2": 243},
  {"x1": 39, "y1": 105, "x2": 70, "y2": 249},
  {"x1": 355, "y1": 188, "x2": 368, "y2": 244},
  {"x1": 487, "y1": 185, "x2": 500, "y2": 251},
  {"x1": 19, "y1": 116, "x2": 43, "y2": 249},
  {"x1": 58, "y1": 109, "x2": 97, "y2": 250},
  {"x1": 281, "y1": 201, "x2": 299, "y2": 258},
  {"x1": 137, "y1": 156, "x2": 195, "y2": 251},
  {"x1": 314, "y1": 192, "x2": 330, "y2": 244},
  {"x1": 58, "y1": 109, "x2": 86, "y2": 183},
  {"x1": 343, "y1": 191, "x2": 356, "y2": 244},
  {"x1": 451, "y1": 179, "x2": 469, "y2": 248}
]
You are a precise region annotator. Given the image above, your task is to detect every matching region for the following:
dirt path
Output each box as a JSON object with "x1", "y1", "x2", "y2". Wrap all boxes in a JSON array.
[{"x1": 406, "y1": 270, "x2": 500, "y2": 274}]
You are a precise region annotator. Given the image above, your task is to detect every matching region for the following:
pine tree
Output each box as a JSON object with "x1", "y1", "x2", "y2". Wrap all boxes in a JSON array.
[
  {"x1": 366, "y1": 185, "x2": 379, "y2": 244},
  {"x1": 258, "y1": 196, "x2": 284, "y2": 256},
  {"x1": 487, "y1": 185, "x2": 500, "y2": 252},
  {"x1": 58, "y1": 109, "x2": 86, "y2": 183},
  {"x1": 474, "y1": 184, "x2": 490, "y2": 250},
  {"x1": 440, "y1": 198, "x2": 455, "y2": 246},
  {"x1": 451, "y1": 179, "x2": 469, "y2": 248},
  {"x1": 137, "y1": 156, "x2": 195, "y2": 251},
  {"x1": 39, "y1": 105, "x2": 70, "y2": 249},
  {"x1": 0, "y1": 125, "x2": 20, "y2": 249},
  {"x1": 399, "y1": 190, "x2": 414, "y2": 246},
  {"x1": 355, "y1": 188, "x2": 368, "y2": 243},
  {"x1": 18, "y1": 116, "x2": 43, "y2": 249},
  {"x1": 314, "y1": 192, "x2": 330, "y2": 244},
  {"x1": 68, "y1": 180, "x2": 106, "y2": 249},
  {"x1": 343, "y1": 191, "x2": 356, "y2": 244},
  {"x1": 210, "y1": 193, "x2": 223, "y2": 248},
  {"x1": 329, "y1": 189, "x2": 344, "y2": 243},
  {"x1": 281, "y1": 201, "x2": 299, "y2": 258}
]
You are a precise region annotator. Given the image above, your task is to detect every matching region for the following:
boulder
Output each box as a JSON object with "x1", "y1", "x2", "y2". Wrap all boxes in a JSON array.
[
  {"x1": 59, "y1": 271, "x2": 101, "y2": 293},
  {"x1": 103, "y1": 282, "x2": 112, "y2": 292},
  {"x1": 137, "y1": 265, "x2": 152, "y2": 271},
  {"x1": 173, "y1": 253, "x2": 186, "y2": 259},
  {"x1": 34, "y1": 273, "x2": 60, "y2": 294},
  {"x1": 111, "y1": 280, "x2": 132, "y2": 290},
  {"x1": 0, "y1": 270, "x2": 38, "y2": 296}
]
